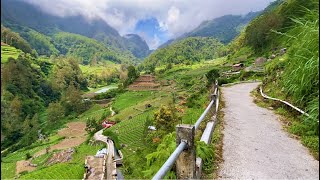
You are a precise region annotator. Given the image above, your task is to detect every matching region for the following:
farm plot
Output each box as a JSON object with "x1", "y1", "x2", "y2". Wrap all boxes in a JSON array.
[
  {"x1": 1, "y1": 45, "x2": 22, "y2": 63},
  {"x1": 1, "y1": 162, "x2": 16, "y2": 179},
  {"x1": 109, "y1": 111, "x2": 154, "y2": 148},
  {"x1": 112, "y1": 91, "x2": 155, "y2": 111},
  {"x1": 19, "y1": 143, "x2": 104, "y2": 179}
]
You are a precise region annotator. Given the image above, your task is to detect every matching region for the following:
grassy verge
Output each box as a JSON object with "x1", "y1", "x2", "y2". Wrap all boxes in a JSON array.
[{"x1": 201, "y1": 89, "x2": 225, "y2": 179}]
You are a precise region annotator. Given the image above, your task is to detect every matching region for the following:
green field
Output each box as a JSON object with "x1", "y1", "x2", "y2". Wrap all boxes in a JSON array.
[
  {"x1": 109, "y1": 111, "x2": 154, "y2": 148},
  {"x1": 1, "y1": 45, "x2": 22, "y2": 63},
  {"x1": 1, "y1": 162, "x2": 16, "y2": 179}
]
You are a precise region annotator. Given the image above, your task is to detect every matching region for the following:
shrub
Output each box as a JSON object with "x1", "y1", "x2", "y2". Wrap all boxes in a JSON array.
[{"x1": 25, "y1": 152, "x2": 32, "y2": 160}]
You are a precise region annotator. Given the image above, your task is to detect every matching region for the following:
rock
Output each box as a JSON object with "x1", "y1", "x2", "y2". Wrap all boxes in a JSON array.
[
  {"x1": 267, "y1": 58, "x2": 272, "y2": 61},
  {"x1": 254, "y1": 57, "x2": 267, "y2": 66},
  {"x1": 279, "y1": 48, "x2": 287, "y2": 55},
  {"x1": 270, "y1": 54, "x2": 276, "y2": 59},
  {"x1": 145, "y1": 104, "x2": 152, "y2": 109}
]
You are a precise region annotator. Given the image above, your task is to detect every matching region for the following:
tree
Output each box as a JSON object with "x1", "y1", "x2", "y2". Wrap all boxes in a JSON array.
[
  {"x1": 49, "y1": 57, "x2": 87, "y2": 91},
  {"x1": 127, "y1": 65, "x2": 138, "y2": 83},
  {"x1": 206, "y1": 68, "x2": 220, "y2": 86},
  {"x1": 166, "y1": 63, "x2": 173, "y2": 70},
  {"x1": 47, "y1": 102, "x2": 65, "y2": 123},
  {"x1": 61, "y1": 84, "x2": 85, "y2": 114},
  {"x1": 85, "y1": 117, "x2": 100, "y2": 135},
  {"x1": 154, "y1": 104, "x2": 181, "y2": 133}
]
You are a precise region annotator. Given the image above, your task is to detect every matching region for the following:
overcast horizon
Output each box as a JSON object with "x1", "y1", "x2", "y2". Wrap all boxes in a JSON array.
[{"x1": 22, "y1": 0, "x2": 276, "y2": 49}]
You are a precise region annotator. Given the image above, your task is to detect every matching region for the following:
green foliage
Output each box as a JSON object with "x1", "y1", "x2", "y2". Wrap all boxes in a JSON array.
[
  {"x1": 144, "y1": 37, "x2": 224, "y2": 68},
  {"x1": 49, "y1": 57, "x2": 87, "y2": 91},
  {"x1": 85, "y1": 117, "x2": 101, "y2": 135},
  {"x1": 126, "y1": 65, "x2": 139, "y2": 85},
  {"x1": 102, "y1": 129, "x2": 121, "y2": 150},
  {"x1": 25, "y1": 152, "x2": 32, "y2": 160},
  {"x1": 1, "y1": 45, "x2": 22, "y2": 63},
  {"x1": 53, "y1": 32, "x2": 131, "y2": 65},
  {"x1": 196, "y1": 141, "x2": 214, "y2": 173},
  {"x1": 47, "y1": 102, "x2": 65, "y2": 123},
  {"x1": 20, "y1": 29, "x2": 59, "y2": 56},
  {"x1": 245, "y1": 11, "x2": 284, "y2": 51},
  {"x1": 206, "y1": 68, "x2": 220, "y2": 86},
  {"x1": 154, "y1": 104, "x2": 181, "y2": 134},
  {"x1": 19, "y1": 143, "x2": 103, "y2": 179},
  {"x1": 1, "y1": 54, "x2": 59, "y2": 149},
  {"x1": 1, "y1": 162, "x2": 16, "y2": 179},
  {"x1": 1, "y1": 25, "x2": 34, "y2": 55},
  {"x1": 61, "y1": 84, "x2": 87, "y2": 114},
  {"x1": 142, "y1": 133, "x2": 176, "y2": 179}
]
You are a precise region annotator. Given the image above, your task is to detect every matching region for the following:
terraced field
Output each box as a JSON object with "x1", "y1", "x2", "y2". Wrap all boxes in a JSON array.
[
  {"x1": 1, "y1": 45, "x2": 22, "y2": 63},
  {"x1": 109, "y1": 111, "x2": 154, "y2": 148},
  {"x1": 19, "y1": 143, "x2": 104, "y2": 179}
]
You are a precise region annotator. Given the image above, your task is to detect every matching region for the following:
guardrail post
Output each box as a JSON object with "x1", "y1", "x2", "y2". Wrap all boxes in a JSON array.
[{"x1": 176, "y1": 124, "x2": 196, "y2": 179}]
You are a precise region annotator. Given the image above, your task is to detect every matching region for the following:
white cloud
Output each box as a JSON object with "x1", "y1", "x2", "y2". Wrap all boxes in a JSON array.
[{"x1": 23, "y1": 0, "x2": 275, "y2": 44}]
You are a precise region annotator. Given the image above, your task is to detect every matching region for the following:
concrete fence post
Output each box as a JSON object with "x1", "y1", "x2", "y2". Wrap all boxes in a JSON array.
[{"x1": 176, "y1": 124, "x2": 196, "y2": 179}]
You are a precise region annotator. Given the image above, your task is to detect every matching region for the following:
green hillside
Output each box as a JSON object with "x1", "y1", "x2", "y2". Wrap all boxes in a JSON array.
[
  {"x1": 53, "y1": 32, "x2": 137, "y2": 65},
  {"x1": 143, "y1": 37, "x2": 225, "y2": 70},
  {"x1": 1, "y1": 0, "x2": 151, "y2": 59}
]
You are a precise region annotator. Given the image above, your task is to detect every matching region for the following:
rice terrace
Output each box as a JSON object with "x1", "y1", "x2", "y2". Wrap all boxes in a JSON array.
[{"x1": 1, "y1": 0, "x2": 319, "y2": 179}]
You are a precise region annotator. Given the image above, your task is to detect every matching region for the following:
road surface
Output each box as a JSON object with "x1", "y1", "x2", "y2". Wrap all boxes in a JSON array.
[
  {"x1": 218, "y1": 82, "x2": 319, "y2": 179},
  {"x1": 93, "y1": 130, "x2": 117, "y2": 180}
]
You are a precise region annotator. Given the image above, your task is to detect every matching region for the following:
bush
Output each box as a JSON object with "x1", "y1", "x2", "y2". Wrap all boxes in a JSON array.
[
  {"x1": 205, "y1": 68, "x2": 220, "y2": 86},
  {"x1": 102, "y1": 129, "x2": 121, "y2": 150},
  {"x1": 25, "y1": 152, "x2": 32, "y2": 160}
]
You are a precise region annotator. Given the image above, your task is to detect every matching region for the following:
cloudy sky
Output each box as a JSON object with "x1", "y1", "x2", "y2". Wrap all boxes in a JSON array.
[{"x1": 24, "y1": 0, "x2": 275, "y2": 49}]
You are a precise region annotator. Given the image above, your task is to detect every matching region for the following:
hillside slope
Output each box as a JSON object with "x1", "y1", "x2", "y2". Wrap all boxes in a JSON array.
[
  {"x1": 1, "y1": 0, "x2": 150, "y2": 59},
  {"x1": 143, "y1": 37, "x2": 224, "y2": 70}
]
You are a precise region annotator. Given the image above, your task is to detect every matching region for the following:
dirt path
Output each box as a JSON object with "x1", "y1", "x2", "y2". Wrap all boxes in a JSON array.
[{"x1": 219, "y1": 82, "x2": 319, "y2": 179}]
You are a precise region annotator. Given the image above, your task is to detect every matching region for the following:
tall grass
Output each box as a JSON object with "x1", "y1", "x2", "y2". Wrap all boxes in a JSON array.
[{"x1": 281, "y1": 5, "x2": 319, "y2": 133}]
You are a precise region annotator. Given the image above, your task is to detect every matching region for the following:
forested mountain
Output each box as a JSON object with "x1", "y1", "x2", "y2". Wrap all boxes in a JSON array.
[
  {"x1": 143, "y1": 37, "x2": 225, "y2": 71},
  {"x1": 181, "y1": 11, "x2": 261, "y2": 43},
  {"x1": 1, "y1": 0, "x2": 151, "y2": 59},
  {"x1": 159, "y1": 11, "x2": 261, "y2": 48},
  {"x1": 124, "y1": 34, "x2": 151, "y2": 58}
]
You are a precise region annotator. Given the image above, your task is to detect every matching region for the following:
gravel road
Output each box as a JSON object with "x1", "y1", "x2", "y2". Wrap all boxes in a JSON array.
[{"x1": 218, "y1": 82, "x2": 319, "y2": 180}]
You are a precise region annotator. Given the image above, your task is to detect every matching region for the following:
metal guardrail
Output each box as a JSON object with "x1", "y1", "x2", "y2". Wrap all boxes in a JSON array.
[
  {"x1": 259, "y1": 86, "x2": 310, "y2": 117},
  {"x1": 152, "y1": 80, "x2": 219, "y2": 179},
  {"x1": 152, "y1": 141, "x2": 187, "y2": 180}
]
